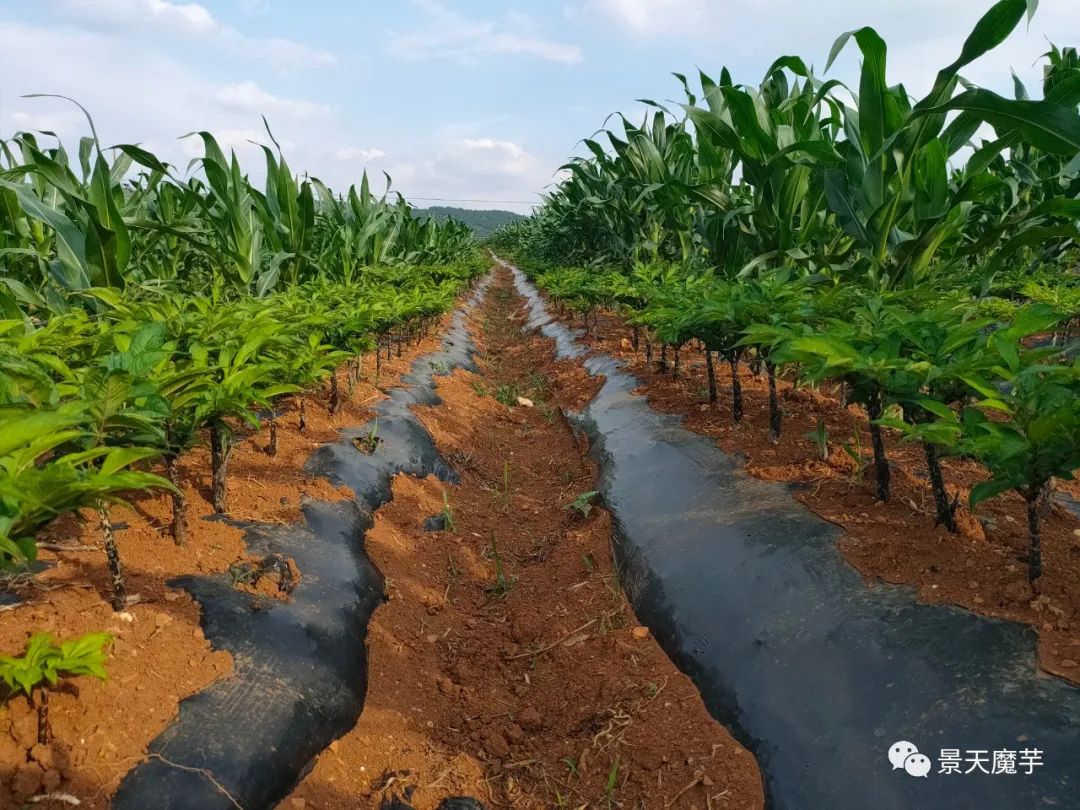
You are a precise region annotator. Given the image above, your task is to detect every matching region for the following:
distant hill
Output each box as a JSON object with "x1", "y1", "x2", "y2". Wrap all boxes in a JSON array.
[{"x1": 417, "y1": 206, "x2": 526, "y2": 238}]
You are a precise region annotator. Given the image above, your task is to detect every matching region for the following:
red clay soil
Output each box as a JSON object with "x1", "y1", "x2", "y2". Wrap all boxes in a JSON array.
[
  {"x1": 538, "y1": 299, "x2": 1080, "y2": 687},
  {"x1": 0, "y1": 314, "x2": 459, "y2": 809},
  {"x1": 285, "y1": 271, "x2": 764, "y2": 809}
]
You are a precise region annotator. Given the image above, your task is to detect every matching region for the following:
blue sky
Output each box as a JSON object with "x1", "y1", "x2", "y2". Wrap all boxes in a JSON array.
[{"x1": 1, "y1": 0, "x2": 1078, "y2": 213}]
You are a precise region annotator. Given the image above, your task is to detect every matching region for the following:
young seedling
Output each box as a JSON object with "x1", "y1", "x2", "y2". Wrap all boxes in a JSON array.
[
  {"x1": 440, "y1": 491, "x2": 456, "y2": 533},
  {"x1": 471, "y1": 380, "x2": 488, "y2": 397},
  {"x1": 537, "y1": 403, "x2": 557, "y2": 425},
  {"x1": 805, "y1": 418, "x2": 830, "y2": 462},
  {"x1": 841, "y1": 428, "x2": 870, "y2": 491},
  {"x1": 604, "y1": 755, "x2": 621, "y2": 809},
  {"x1": 0, "y1": 632, "x2": 111, "y2": 744},
  {"x1": 562, "y1": 756, "x2": 579, "y2": 778},
  {"x1": 495, "y1": 383, "x2": 522, "y2": 407},
  {"x1": 567, "y1": 490, "x2": 600, "y2": 518},
  {"x1": 227, "y1": 561, "x2": 259, "y2": 589},
  {"x1": 500, "y1": 460, "x2": 512, "y2": 511},
  {"x1": 527, "y1": 372, "x2": 550, "y2": 400},
  {"x1": 484, "y1": 534, "x2": 515, "y2": 599},
  {"x1": 354, "y1": 419, "x2": 380, "y2": 455}
]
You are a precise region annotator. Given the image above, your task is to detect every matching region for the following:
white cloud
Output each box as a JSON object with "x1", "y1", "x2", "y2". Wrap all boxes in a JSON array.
[
  {"x1": 581, "y1": 0, "x2": 715, "y2": 35},
  {"x1": 10, "y1": 109, "x2": 85, "y2": 136},
  {"x1": 336, "y1": 147, "x2": 388, "y2": 162},
  {"x1": 387, "y1": 0, "x2": 582, "y2": 65},
  {"x1": 213, "y1": 81, "x2": 330, "y2": 120},
  {"x1": 177, "y1": 127, "x2": 267, "y2": 160},
  {"x1": 456, "y1": 138, "x2": 531, "y2": 174},
  {"x1": 577, "y1": 0, "x2": 1080, "y2": 101},
  {"x1": 382, "y1": 137, "x2": 548, "y2": 213},
  {"x1": 51, "y1": 0, "x2": 335, "y2": 66},
  {"x1": 0, "y1": 21, "x2": 336, "y2": 182},
  {"x1": 3, "y1": 2, "x2": 566, "y2": 215},
  {"x1": 0, "y1": 17, "x2": 546, "y2": 212}
]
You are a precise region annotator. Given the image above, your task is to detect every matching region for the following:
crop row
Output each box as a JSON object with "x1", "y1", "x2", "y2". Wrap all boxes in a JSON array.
[
  {"x1": 489, "y1": 0, "x2": 1080, "y2": 587},
  {"x1": 0, "y1": 110, "x2": 482, "y2": 726}
]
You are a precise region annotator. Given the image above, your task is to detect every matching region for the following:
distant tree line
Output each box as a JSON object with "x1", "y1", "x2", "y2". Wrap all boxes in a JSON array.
[{"x1": 417, "y1": 206, "x2": 526, "y2": 238}]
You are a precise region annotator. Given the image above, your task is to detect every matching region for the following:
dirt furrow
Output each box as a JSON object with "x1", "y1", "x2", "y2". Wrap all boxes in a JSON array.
[{"x1": 285, "y1": 268, "x2": 763, "y2": 809}]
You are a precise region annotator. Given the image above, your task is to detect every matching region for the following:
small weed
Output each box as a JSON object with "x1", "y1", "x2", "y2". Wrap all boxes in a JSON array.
[
  {"x1": 567, "y1": 490, "x2": 600, "y2": 518},
  {"x1": 805, "y1": 417, "x2": 830, "y2": 461},
  {"x1": 440, "y1": 491, "x2": 456, "y2": 533},
  {"x1": 471, "y1": 380, "x2": 488, "y2": 397},
  {"x1": 537, "y1": 403, "x2": 557, "y2": 424},
  {"x1": 485, "y1": 534, "x2": 515, "y2": 599},
  {"x1": 227, "y1": 562, "x2": 258, "y2": 589},
  {"x1": 500, "y1": 460, "x2": 512, "y2": 511},
  {"x1": 602, "y1": 559, "x2": 624, "y2": 604},
  {"x1": 842, "y1": 426, "x2": 869, "y2": 486},
  {"x1": 495, "y1": 382, "x2": 523, "y2": 406},
  {"x1": 599, "y1": 608, "x2": 628, "y2": 635},
  {"x1": 527, "y1": 372, "x2": 550, "y2": 399},
  {"x1": 604, "y1": 755, "x2": 620, "y2": 808},
  {"x1": 447, "y1": 449, "x2": 477, "y2": 473},
  {"x1": 355, "y1": 419, "x2": 380, "y2": 454},
  {"x1": 429, "y1": 359, "x2": 450, "y2": 374},
  {"x1": 562, "y1": 756, "x2": 579, "y2": 778},
  {"x1": 600, "y1": 574, "x2": 624, "y2": 606},
  {"x1": 582, "y1": 553, "x2": 595, "y2": 573}
]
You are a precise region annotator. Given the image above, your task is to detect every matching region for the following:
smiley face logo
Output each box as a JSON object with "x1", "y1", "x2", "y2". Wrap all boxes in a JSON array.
[
  {"x1": 904, "y1": 752, "x2": 932, "y2": 778},
  {"x1": 888, "y1": 741, "x2": 919, "y2": 770}
]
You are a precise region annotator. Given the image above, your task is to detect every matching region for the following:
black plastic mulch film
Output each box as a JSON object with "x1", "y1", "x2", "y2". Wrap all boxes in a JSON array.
[
  {"x1": 114, "y1": 280, "x2": 491, "y2": 810},
  {"x1": 505, "y1": 258, "x2": 1080, "y2": 810},
  {"x1": 114, "y1": 261, "x2": 1080, "y2": 810}
]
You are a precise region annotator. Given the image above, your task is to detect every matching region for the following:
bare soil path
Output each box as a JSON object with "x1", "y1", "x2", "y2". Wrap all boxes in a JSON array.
[{"x1": 285, "y1": 268, "x2": 764, "y2": 809}]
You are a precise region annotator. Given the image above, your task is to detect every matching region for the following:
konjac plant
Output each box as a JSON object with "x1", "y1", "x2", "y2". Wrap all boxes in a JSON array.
[
  {"x1": 490, "y1": 0, "x2": 1080, "y2": 587},
  {"x1": 0, "y1": 99, "x2": 484, "y2": 748}
]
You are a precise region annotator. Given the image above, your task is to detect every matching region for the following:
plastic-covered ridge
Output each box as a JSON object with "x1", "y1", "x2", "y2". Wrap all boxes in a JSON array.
[
  {"x1": 113, "y1": 278, "x2": 490, "y2": 810},
  {"x1": 502, "y1": 258, "x2": 1080, "y2": 810}
]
